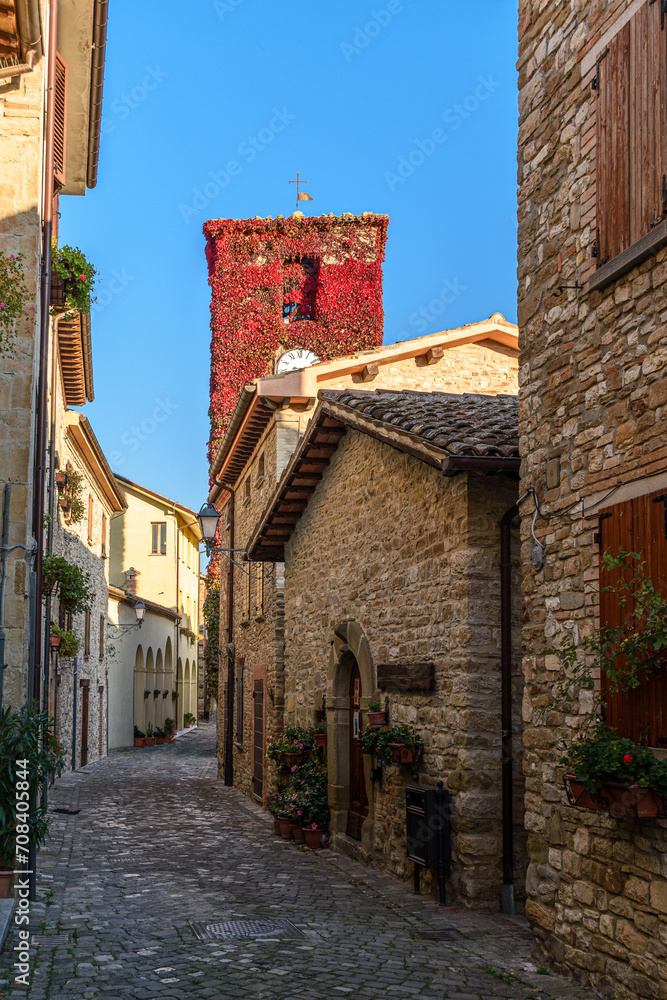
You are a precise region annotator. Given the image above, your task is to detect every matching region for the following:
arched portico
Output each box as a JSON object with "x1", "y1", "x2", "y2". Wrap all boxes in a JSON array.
[{"x1": 327, "y1": 620, "x2": 376, "y2": 855}]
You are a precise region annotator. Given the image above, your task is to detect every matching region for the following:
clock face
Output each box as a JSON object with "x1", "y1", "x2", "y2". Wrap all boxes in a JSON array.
[{"x1": 276, "y1": 348, "x2": 320, "y2": 374}]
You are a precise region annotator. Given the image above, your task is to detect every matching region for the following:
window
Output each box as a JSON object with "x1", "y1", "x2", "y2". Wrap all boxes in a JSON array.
[
  {"x1": 257, "y1": 565, "x2": 269, "y2": 618},
  {"x1": 84, "y1": 610, "x2": 91, "y2": 658},
  {"x1": 101, "y1": 513, "x2": 107, "y2": 558},
  {"x1": 193, "y1": 601, "x2": 197, "y2": 630},
  {"x1": 244, "y1": 477, "x2": 251, "y2": 503},
  {"x1": 598, "y1": 488, "x2": 667, "y2": 745},
  {"x1": 87, "y1": 495, "x2": 93, "y2": 544},
  {"x1": 54, "y1": 53, "x2": 67, "y2": 186},
  {"x1": 257, "y1": 452, "x2": 265, "y2": 481},
  {"x1": 282, "y1": 255, "x2": 317, "y2": 323},
  {"x1": 99, "y1": 614, "x2": 104, "y2": 659},
  {"x1": 235, "y1": 658, "x2": 244, "y2": 743},
  {"x1": 593, "y1": 1, "x2": 667, "y2": 277},
  {"x1": 151, "y1": 522, "x2": 167, "y2": 555},
  {"x1": 186, "y1": 595, "x2": 191, "y2": 628}
]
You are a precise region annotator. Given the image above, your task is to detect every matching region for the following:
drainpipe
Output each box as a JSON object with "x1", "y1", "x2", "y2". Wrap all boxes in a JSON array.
[
  {"x1": 31, "y1": 0, "x2": 58, "y2": 708},
  {"x1": 0, "y1": 485, "x2": 11, "y2": 712},
  {"x1": 500, "y1": 504, "x2": 518, "y2": 915},
  {"x1": 215, "y1": 482, "x2": 235, "y2": 787},
  {"x1": 42, "y1": 312, "x2": 59, "y2": 720}
]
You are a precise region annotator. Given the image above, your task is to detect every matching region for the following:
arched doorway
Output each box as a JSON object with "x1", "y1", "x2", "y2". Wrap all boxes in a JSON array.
[
  {"x1": 145, "y1": 648, "x2": 154, "y2": 732},
  {"x1": 176, "y1": 657, "x2": 183, "y2": 729},
  {"x1": 133, "y1": 645, "x2": 144, "y2": 730},
  {"x1": 184, "y1": 660, "x2": 190, "y2": 720},
  {"x1": 155, "y1": 649, "x2": 164, "y2": 727},
  {"x1": 327, "y1": 621, "x2": 375, "y2": 850}
]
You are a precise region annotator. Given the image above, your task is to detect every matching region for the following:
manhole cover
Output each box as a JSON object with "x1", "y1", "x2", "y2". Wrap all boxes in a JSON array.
[{"x1": 191, "y1": 918, "x2": 305, "y2": 941}]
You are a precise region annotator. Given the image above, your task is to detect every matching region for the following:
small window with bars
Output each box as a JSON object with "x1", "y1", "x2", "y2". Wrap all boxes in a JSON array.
[{"x1": 151, "y1": 522, "x2": 167, "y2": 555}]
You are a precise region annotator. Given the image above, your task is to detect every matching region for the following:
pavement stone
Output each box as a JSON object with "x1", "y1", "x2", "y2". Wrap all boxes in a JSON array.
[{"x1": 0, "y1": 722, "x2": 597, "y2": 999}]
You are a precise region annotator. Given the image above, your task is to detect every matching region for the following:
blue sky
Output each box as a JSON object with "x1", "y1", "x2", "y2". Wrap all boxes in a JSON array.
[{"x1": 60, "y1": 0, "x2": 518, "y2": 513}]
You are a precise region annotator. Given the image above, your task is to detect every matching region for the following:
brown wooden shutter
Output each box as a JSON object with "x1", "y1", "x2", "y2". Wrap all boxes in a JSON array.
[
  {"x1": 84, "y1": 610, "x2": 91, "y2": 658},
  {"x1": 595, "y1": 0, "x2": 667, "y2": 263},
  {"x1": 598, "y1": 489, "x2": 667, "y2": 744},
  {"x1": 53, "y1": 53, "x2": 67, "y2": 186}
]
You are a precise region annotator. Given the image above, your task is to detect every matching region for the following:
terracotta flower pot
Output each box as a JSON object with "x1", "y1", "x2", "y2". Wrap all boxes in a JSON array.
[
  {"x1": 367, "y1": 711, "x2": 387, "y2": 727},
  {"x1": 155, "y1": 736, "x2": 164, "y2": 745},
  {"x1": 303, "y1": 827, "x2": 324, "y2": 849},
  {"x1": 565, "y1": 775, "x2": 661, "y2": 818},
  {"x1": 291, "y1": 823, "x2": 305, "y2": 843},
  {"x1": 59, "y1": 498, "x2": 69, "y2": 510},
  {"x1": 0, "y1": 868, "x2": 12, "y2": 898},
  {"x1": 184, "y1": 723, "x2": 191, "y2": 729},
  {"x1": 278, "y1": 818, "x2": 293, "y2": 839},
  {"x1": 50, "y1": 635, "x2": 61, "y2": 649},
  {"x1": 50, "y1": 275, "x2": 65, "y2": 309},
  {"x1": 281, "y1": 751, "x2": 303, "y2": 767},
  {"x1": 273, "y1": 817, "x2": 281, "y2": 836},
  {"x1": 314, "y1": 733, "x2": 327, "y2": 749},
  {"x1": 55, "y1": 470, "x2": 66, "y2": 488},
  {"x1": 165, "y1": 734, "x2": 174, "y2": 743},
  {"x1": 388, "y1": 743, "x2": 422, "y2": 765},
  {"x1": 144, "y1": 737, "x2": 154, "y2": 747},
  {"x1": 134, "y1": 738, "x2": 144, "y2": 747}
]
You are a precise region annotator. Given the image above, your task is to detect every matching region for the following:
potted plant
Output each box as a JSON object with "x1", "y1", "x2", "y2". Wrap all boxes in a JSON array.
[
  {"x1": 154, "y1": 727, "x2": 165, "y2": 746},
  {"x1": 51, "y1": 242, "x2": 96, "y2": 318},
  {"x1": 49, "y1": 630, "x2": 61, "y2": 650},
  {"x1": 51, "y1": 623, "x2": 80, "y2": 659},
  {"x1": 55, "y1": 469, "x2": 66, "y2": 488},
  {"x1": 144, "y1": 722, "x2": 154, "y2": 747},
  {"x1": 314, "y1": 722, "x2": 327, "y2": 750},
  {"x1": 133, "y1": 725, "x2": 145, "y2": 748},
  {"x1": 561, "y1": 722, "x2": 667, "y2": 819},
  {"x1": 361, "y1": 723, "x2": 424, "y2": 767},
  {"x1": 171, "y1": 690, "x2": 180, "y2": 705},
  {"x1": 163, "y1": 718, "x2": 175, "y2": 742},
  {"x1": 42, "y1": 554, "x2": 91, "y2": 614},
  {"x1": 184, "y1": 712, "x2": 196, "y2": 729},
  {"x1": 0, "y1": 706, "x2": 66, "y2": 896},
  {"x1": 367, "y1": 699, "x2": 388, "y2": 727},
  {"x1": 266, "y1": 725, "x2": 315, "y2": 768}
]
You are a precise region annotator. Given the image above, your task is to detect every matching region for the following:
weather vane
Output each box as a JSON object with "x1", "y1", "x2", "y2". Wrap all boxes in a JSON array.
[{"x1": 289, "y1": 171, "x2": 313, "y2": 211}]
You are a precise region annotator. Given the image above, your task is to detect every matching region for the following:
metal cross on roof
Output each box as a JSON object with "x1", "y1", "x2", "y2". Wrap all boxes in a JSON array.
[{"x1": 289, "y1": 171, "x2": 313, "y2": 211}]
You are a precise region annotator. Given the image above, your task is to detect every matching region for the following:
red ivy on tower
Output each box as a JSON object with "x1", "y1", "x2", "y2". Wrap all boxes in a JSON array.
[{"x1": 203, "y1": 212, "x2": 389, "y2": 469}]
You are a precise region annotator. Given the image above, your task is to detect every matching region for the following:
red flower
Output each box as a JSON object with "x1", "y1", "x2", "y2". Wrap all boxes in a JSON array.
[
  {"x1": 623, "y1": 754, "x2": 633, "y2": 764},
  {"x1": 79, "y1": 274, "x2": 86, "y2": 281}
]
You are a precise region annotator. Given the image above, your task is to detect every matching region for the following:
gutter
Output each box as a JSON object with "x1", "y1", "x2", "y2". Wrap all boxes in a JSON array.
[
  {"x1": 209, "y1": 385, "x2": 257, "y2": 492},
  {"x1": 442, "y1": 456, "x2": 521, "y2": 476},
  {"x1": 86, "y1": 0, "x2": 108, "y2": 189},
  {"x1": 0, "y1": 49, "x2": 36, "y2": 80},
  {"x1": 15, "y1": 0, "x2": 43, "y2": 59},
  {"x1": 80, "y1": 311, "x2": 94, "y2": 401}
]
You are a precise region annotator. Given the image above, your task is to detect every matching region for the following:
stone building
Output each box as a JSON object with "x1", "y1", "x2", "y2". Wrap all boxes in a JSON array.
[
  {"x1": 0, "y1": 0, "x2": 107, "y2": 709},
  {"x1": 246, "y1": 389, "x2": 525, "y2": 910},
  {"x1": 518, "y1": 0, "x2": 667, "y2": 995},
  {"x1": 207, "y1": 314, "x2": 523, "y2": 905},
  {"x1": 107, "y1": 477, "x2": 202, "y2": 745}
]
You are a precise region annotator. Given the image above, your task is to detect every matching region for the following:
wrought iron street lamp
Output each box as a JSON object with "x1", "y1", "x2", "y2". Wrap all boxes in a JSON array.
[{"x1": 107, "y1": 599, "x2": 146, "y2": 636}]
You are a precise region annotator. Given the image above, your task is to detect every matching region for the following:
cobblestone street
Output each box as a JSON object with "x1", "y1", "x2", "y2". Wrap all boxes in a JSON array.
[{"x1": 0, "y1": 724, "x2": 592, "y2": 1000}]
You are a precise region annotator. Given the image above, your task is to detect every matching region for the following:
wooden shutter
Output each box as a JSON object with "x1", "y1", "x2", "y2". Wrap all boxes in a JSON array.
[
  {"x1": 151, "y1": 523, "x2": 158, "y2": 553},
  {"x1": 84, "y1": 610, "x2": 91, "y2": 657},
  {"x1": 87, "y1": 495, "x2": 93, "y2": 543},
  {"x1": 595, "y1": 0, "x2": 667, "y2": 264},
  {"x1": 235, "y1": 659, "x2": 244, "y2": 742},
  {"x1": 598, "y1": 489, "x2": 667, "y2": 744},
  {"x1": 160, "y1": 522, "x2": 167, "y2": 555},
  {"x1": 53, "y1": 53, "x2": 67, "y2": 186},
  {"x1": 99, "y1": 614, "x2": 104, "y2": 659},
  {"x1": 101, "y1": 513, "x2": 107, "y2": 558}
]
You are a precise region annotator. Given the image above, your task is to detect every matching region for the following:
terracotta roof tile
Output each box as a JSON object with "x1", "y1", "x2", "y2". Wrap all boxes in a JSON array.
[{"x1": 319, "y1": 389, "x2": 519, "y2": 457}]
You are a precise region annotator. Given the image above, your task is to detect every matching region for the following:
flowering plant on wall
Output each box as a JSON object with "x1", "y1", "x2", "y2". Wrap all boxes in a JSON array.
[
  {"x1": 51, "y1": 243, "x2": 96, "y2": 318},
  {"x1": 0, "y1": 250, "x2": 32, "y2": 354},
  {"x1": 561, "y1": 721, "x2": 667, "y2": 797},
  {"x1": 204, "y1": 213, "x2": 388, "y2": 468}
]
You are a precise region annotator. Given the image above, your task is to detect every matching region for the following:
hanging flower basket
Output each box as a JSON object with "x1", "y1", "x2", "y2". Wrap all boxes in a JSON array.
[
  {"x1": 59, "y1": 497, "x2": 69, "y2": 511},
  {"x1": 367, "y1": 711, "x2": 387, "y2": 728},
  {"x1": 55, "y1": 470, "x2": 66, "y2": 489},
  {"x1": 314, "y1": 732, "x2": 327, "y2": 749},
  {"x1": 50, "y1": 275, "x2": 66, "y2": 310},
  {"x1": 564, "y1": 775, "x2": 661, "y2": 819},
  {"x1": 280, "y1": 751, "x2": 303, "y2": 767}
]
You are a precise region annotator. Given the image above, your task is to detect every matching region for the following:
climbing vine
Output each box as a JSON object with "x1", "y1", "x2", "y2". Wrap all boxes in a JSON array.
[
  {"x1": 203, "y1": 571, "x2": 220, "y2": 696},
  {"x1": 0, "y1": 251, "x2": 32, "y2": 354},
  {"x1": 204, "y1": 213, "x2": 388, "y2": 467}
]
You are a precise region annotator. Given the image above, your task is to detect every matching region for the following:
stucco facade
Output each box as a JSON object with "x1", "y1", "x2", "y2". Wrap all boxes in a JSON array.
[{"x1": 518, "y1": 1, "x2": 667, "y2": 996}]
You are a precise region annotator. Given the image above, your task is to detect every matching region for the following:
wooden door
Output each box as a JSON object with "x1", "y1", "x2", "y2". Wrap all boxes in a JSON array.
[
  {"x1": 347, "y1": 663, "x2": 368, "y2": 840},
  {"x1": 252, "y1": 679, "x2": 264, "y2": 800},
  {"x1": 80, "y1": 683, "x2": 89, "y2": 766}
]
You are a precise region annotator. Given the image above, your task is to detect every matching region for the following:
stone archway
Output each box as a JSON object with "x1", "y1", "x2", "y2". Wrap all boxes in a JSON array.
[{"x1": 327, "y1": 621, "x2": 376, "y2": 857}]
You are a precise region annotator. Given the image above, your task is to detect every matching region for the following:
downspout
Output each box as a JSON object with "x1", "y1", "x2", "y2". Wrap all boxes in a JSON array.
[
  {"x1": 0, "y1": 485, "x2": 11, "y2": 712},
  {"x1": 32, "y1": 0, "x2": 58, "y2": 708},
  {"x1": 215, "y1": 482, "x2": 235, "y2": 787},
  {"x1": 500, "y1": 504, "x2": 518, "y2": 915},
  {"x1": 42, "y1": 317, "x2": 59, "y2": 718},
  {"x1": 71, "y1": 654, "x2": 78, "y2": 770}
]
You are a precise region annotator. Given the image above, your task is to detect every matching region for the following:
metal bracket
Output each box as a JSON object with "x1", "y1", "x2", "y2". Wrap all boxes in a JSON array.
[
  {"x1": 591, "y1": 46, "x2": 609, "y2": 91},
  {"x1": 593, "y1": 511, "x2": 612, "y2": 549}
]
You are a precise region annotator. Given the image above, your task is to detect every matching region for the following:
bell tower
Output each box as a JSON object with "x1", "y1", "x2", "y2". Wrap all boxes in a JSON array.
[{"x1": 204, "y1": 211, "x2": 389, "y2": 465}]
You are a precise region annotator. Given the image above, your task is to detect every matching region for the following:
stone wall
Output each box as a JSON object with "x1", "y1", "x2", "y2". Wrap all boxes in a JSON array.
[
  {"x1": 0, "y1": 29, "x2": 46, "y2": 707},
  {"x1": 324, "y1": 341, "x2": 519, "y2": 396},
  {"x1": 518, "y1": 1, "x2": 667, "y2": 996},
  {"x1": 280, "y1": 428, "x2": 524, "y2": 909}
]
